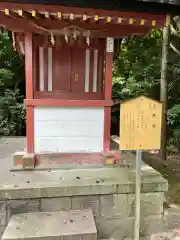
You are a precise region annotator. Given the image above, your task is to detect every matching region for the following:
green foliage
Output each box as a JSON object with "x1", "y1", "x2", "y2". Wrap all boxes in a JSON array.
[
  {"x1": 112, "y1": 29, "x2": 180, "y2": 151},
  {"x1": 113, "y1": 30, "x2": 162, "y2": 100},
  {"x1": 0, "y1": 89, "x2": 25, "y2": 136},
  {"x1": 0, "y1": 29, "x2": 25, "y2": 136},
  {"x1": 168, "y1": 104, "x2": 180, "y2": 126},
  {"x1": 167, "y1": 104, "x2": 180, "y2": 151},
  {"x1": 0, "y1": 68, "x2": 14, "y2": 89}
]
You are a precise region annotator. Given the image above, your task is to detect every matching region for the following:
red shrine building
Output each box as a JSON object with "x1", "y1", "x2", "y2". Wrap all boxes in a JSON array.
[{"x1": 0, "y1": 0, "x2": 175, "y2": 166}]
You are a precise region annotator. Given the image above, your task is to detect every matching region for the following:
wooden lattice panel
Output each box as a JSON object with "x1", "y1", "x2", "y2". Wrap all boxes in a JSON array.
[{"x1": 120, "y1": 96, "x2": 162, "y2": 150}]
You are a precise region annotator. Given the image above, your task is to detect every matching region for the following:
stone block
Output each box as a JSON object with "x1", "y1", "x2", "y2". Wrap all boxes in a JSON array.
[
  {"x1": 100, "y1": 194, "x2": 130, "y2": 218},
  {"x1": 22, "y1": 153, "x2": 35, "y2": 169},
  {"x1": 6, "y1": 199, "x2": 40, "y2": 222},
  {"x1": 141, "y1": 180, "x2": 168, "y2": 193},
  {"x1": 2, "y1": 209, "x2": 97, "y2": 240},
  {"x1": 96, "y1": 215, "x2": 165, "y2": 240},
  {"x1": 0, "y1": 187, "x2": 42, "y2": 200},
  {"x1": 41, "y1": 184, "x2": 116, "y2": 198},
  {"x1": 72, "y1": 196, "x2": 100, "y2": 217},
  {"x1": 116, "y1": 183, "x2": 135, "y2": 194},
  {"x1": 140, "y1": 215, "x2": 166, "y2": 236},
  {"x1": 150, "y1": 232, "x2": 175, "y2": 240},
  {"x1": 129, "y1": 193, "x2": 164, "y2": 217},
  {"x1": 0, "y1": 226, "x2": 6, "y2": 239},
  {"x1": 13, "y1": 152, "x2": 25, "y2": 166},
  {"x1": 96, "y1": 216, "x2": 134, "y2": 239},
  {"x1": 41, "y1": 197, "x2": 71, "y2": 211},
  {"x1": 0, "y1": 202, "x2": 6, "y2": 226}
]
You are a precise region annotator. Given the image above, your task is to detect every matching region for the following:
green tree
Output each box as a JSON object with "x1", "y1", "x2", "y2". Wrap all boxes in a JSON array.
[
  {"x1": 0, "y1": 29, "x2": 25, "y2": 136},
  {"x1": 112, "y1": 28, "x2": 180, "y2": 154},
  {"x1": 113, "y1": 30, "x2": 162, "y2": 101}
]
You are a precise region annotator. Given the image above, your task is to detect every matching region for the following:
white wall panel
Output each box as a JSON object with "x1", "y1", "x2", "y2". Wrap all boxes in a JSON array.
[
  {"x1": 85, "y1": 49, "x2": 90, "y2": 92},
  {"x1": 39, "y1": 47, "x2": 44, "y2": 91},
  {"x1": 48, "y1": 47, "x2": 53, "y2": 91},
  {"x1": 35, "y1": 107, "x2": 104, "y2": 121},
  {"x1": 93, "y1": 49, "x2": 98, "y2": 92},
  {"x1": 34, "y1": 107, "x2": 104, "y2": 153}
]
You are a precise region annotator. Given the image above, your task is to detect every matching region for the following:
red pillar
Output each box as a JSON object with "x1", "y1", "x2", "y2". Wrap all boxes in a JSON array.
[
  {"x1": 104, "y1": 38, "x2": 114, "y2": 152},
  {"x1": 25, "y1": 32, "x2": 34, "y2": 153}
]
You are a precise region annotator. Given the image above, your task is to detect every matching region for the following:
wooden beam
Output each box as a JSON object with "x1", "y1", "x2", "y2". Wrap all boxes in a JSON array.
[
  {"x1": 0, "y1": 2, "x2": 166, "y2": 18},
  {"x1": 3, "y1": 9, "x2": 41, "y2": 34},
  {"x1": 25, "y1": 99, "x2": 113, "y2": 107},
  {"x1": 103, "y1": 38, "x2": 114, "y2": 152},
  {"x1": 25, "y1": 32, "x2": 33, "y2": 100},
  {"x1": 0, "y1": 2, "x2": 166, "y2": 27},
  {"x1": 17, "y1": 9, "x2": 32, "y2": 18},
  {"x1": 3, "y1": 8, "x2": 19, "y2": 18},
  {"x1": 0, "y1": 13, "x2": 150, "y2": 36},
  {"x1": 31, "y1": 10, "x2": 44, "y2": 19},
  {"x1": 33, "y1": 18, "x2": 150, "y2": 30},
  {"x1": 25, "y1": 32, "x2": 34, "y2": 153},
  {"x1": 0, "y1": 12, "x2": 45, "y2": 33},
  {"x1": 104, "y1": 52, "x2": 113, "y2": 100},
  {"x1": 1, "y1": 9, "x2": 163, "y2": 28},
  {"x1": 3, "y1": 8, "x2": 42, "y2": 20}
]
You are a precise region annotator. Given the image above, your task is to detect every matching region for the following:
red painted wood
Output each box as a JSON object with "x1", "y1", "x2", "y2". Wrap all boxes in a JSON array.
[
  {"x1": 99, "y1": 41, "x2": 105, "y2": 96},
  {"x1": 33, "y1": 41, "x2": 104, "y2": 98},
  {"x1": 32, "y1": 44, "x2": 37, "y2": 92},
  {"x1": 34, "y1": 91, "x2": 102, "y2": 100},
  {"x1": 0, "y1": 13, "x2": 152, "y2": 36},
  {"x1": 103, "y1": 51, "x2": 113, "y2": 151},
  {"x1": 97, "y1": 49, "x2": 100, "y2": 94},
  {"x1": 105, "y1": 52, "x2": 113, "y2": 100},
  {"x1": 36, "y1": 46, "x2": 40, "y2": 91},
  {"x1": 71, "y1": 47, "x2": 85, "y2": 93},
  {"x1": 104, "y1": 107, "x2": 111, "y2": 151},
  {"x1": 33, "y1": 35, "x2": 105, "y2": 47},
  {"x1": 44, "y1": 47, "x2": 48, "y2": 91},
  {"x1": 15, "y1": 151, "x2": 121, "y2": 166},
  {"x1": 0, "y1": 2, "x2": 166, "y2": 22},
  {"x1": 25, "y1": 33, "x2": 34, "y2": 153},
  {"x1": 25, "y1": 33, "x2": 33, "y2": 99},
  {"x1": 26, "y1": 106, "x2": 34, "y2": 153},
  {"x1": 53, "y1": 46, "x2": 71, "y2": 91},
  {"x1": 25, "y1": 99, "x2": 113, "y2": 107},
  {"x1": 97, "y1": 39, "x2": 105, "y2": 94}
]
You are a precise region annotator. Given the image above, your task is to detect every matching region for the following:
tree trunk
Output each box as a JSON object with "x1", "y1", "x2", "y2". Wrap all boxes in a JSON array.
[{"x1": 160, "y1": 19, "x2": 170, "y2": 161}]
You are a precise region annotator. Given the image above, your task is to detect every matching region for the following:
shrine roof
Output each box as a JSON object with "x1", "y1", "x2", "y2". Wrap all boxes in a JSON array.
[
  {"x1": 0, "y1": 0, "x2": 171, "y2": 36},
  {"x1": 1, "y1": 0, "x2": 180, "y2": 15}
]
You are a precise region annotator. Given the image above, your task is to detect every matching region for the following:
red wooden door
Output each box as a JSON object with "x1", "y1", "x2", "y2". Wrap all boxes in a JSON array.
[
  {"x1": 70, "y1": 47, "x2": 85, "y2": 93},
  {"x1": 52, "y1": 46, "x2": 71, "y2": 91}
]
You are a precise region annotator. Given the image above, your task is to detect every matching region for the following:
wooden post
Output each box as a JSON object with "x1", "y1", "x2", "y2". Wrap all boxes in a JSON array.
[
  {"x1": 160, "y1": 15, "x2": 170, "y2": 161},
  {"x1": 25, "y1": 32, "x2": 34, "y2": 153},
  {"x1": 104, "y1": 38, "x2": 114, "y2": 151}
]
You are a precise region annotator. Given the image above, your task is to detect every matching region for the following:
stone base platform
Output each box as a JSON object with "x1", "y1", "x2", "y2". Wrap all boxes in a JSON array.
[
  {"x1": 12, "y1": 151, "x2": 121, "y2": 170},
  {"x1": 0, "y1": 158, "x2": 168, "y2": 240},
  {"x1": 2, "y1": 209, "x2": 97, "y2": 240},
  {"x1": 11, "y1": 136, "x2": 122, "y2": 170}
]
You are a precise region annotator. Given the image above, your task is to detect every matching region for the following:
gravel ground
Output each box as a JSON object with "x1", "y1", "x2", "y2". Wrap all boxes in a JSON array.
[
  {"x1": 0, "y1": 137, "x2": 25, "y2": 183},
  {"x1": 1, "y1": 137, "x2": 180, "y2": 239}
]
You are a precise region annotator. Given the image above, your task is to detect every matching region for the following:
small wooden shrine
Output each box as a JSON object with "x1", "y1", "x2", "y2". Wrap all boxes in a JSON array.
[{"x1": 0, "y1": 0, "x2": 174, "y2": 166}]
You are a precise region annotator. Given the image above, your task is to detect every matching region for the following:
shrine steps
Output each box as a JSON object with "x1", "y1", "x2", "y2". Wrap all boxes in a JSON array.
[{"x1": 2, "y1": 209, "x2": 97, "y2": 240}]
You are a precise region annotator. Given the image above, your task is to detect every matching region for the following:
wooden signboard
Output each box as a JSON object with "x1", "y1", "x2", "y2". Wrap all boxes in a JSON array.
[{"x1": 120, "y1": 96, "x2": 162, "y2": 150}]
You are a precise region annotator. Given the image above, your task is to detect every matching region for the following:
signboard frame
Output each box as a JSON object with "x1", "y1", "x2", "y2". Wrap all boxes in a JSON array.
[{"x1": 119, "y1": 96, "x2": 163, "y2": 240}]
